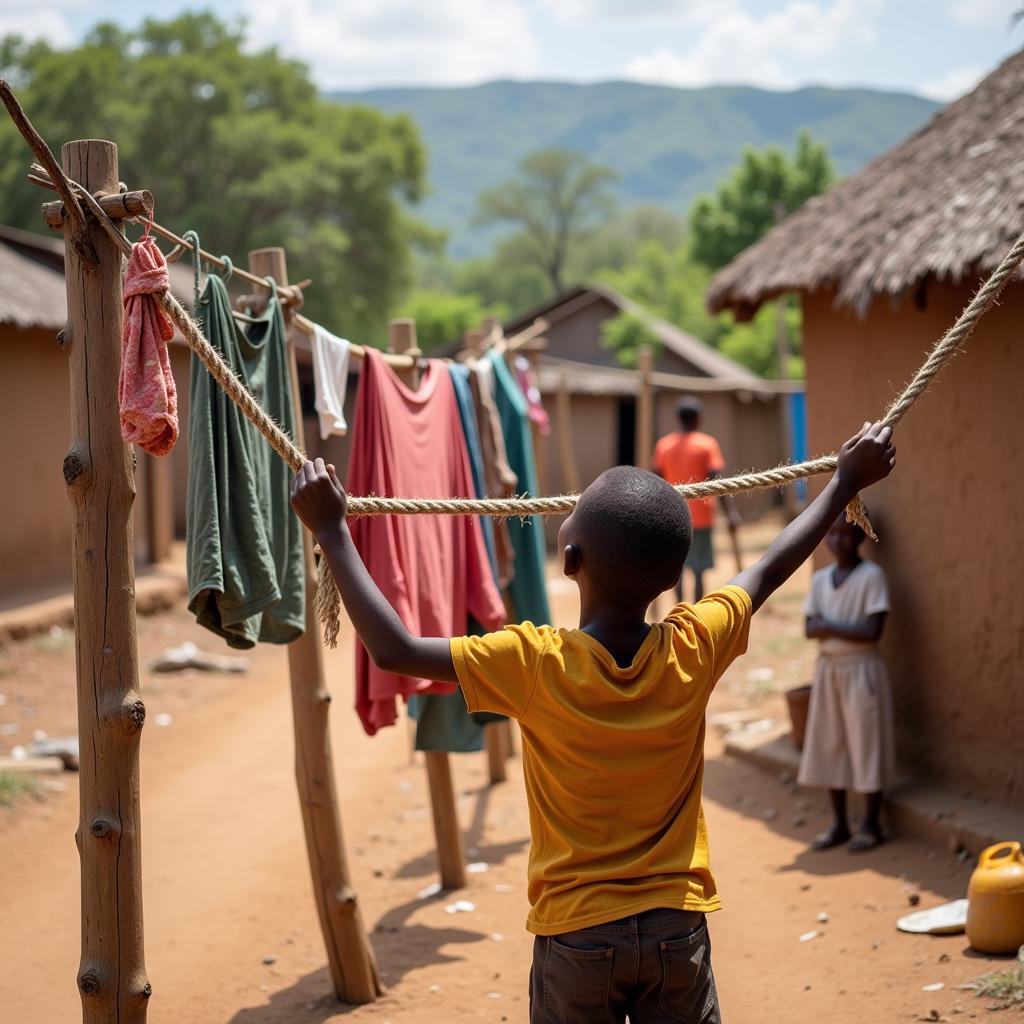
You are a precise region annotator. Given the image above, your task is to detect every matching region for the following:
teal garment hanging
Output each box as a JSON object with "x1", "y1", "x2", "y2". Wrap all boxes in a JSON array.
[
  {"x1": 488, "y1": 351, "x2": 551, "y2": 624},
  {"x1": 186, "y1": 272, "x2": 306, "y2": 648}
]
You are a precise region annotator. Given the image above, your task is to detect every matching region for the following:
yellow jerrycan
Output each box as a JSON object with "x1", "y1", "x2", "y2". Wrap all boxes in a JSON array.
[{"x1": 966, "y1": 841, "x2": 1024, "y2": 954}]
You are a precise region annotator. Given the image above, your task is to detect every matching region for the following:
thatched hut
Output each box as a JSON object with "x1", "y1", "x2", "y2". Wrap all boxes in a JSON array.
[{"x1": 708, "y1": 50, "x2": 1024, "y2": 805}]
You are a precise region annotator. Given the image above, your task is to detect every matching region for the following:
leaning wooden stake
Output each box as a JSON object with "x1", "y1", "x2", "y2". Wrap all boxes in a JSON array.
[
  {"x1": 61, "y1": 140, "x2": 151, "y2": 1022},
  {"x1": 248, "y1": 247, "x2": 381, "y2": 1004},
  {"x1": 390, "y1": 318, "x2": 468, "y2": 890}
]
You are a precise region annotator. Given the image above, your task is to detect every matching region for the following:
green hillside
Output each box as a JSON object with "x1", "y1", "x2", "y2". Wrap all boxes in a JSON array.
[{"x1": 329, "y1": 80, "x2": 938, "y2": 257}]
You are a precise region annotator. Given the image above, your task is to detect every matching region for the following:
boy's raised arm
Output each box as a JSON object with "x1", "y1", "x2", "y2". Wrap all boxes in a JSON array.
[
  {"x1": 290, "y1": 459, "x2": 459, "y2": 684},
  {"x1": 731, "y1": 422, "x2": 895, "y2": 613}
]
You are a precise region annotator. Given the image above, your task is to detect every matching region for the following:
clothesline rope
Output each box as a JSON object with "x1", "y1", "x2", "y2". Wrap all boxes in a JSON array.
[
  {"x1": 156, "y1": 226, "x2": 1024, "y2": 646},
  {"x1": 14, "y1": 117, "x2": 1023, "y2": 646}
]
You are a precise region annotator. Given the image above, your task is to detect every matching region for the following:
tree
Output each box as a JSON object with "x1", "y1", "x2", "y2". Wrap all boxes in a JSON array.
[
  {"x1": 599, "y1": 239, "x2": 804, "y2": 379},
  {"x1": 600, "y1": 312, "x2": 662, "y2": 369},
  {"x1": 396, "y1": 290, "x2": 495, "y2": 351},
  {"x1": 0, "y1": 13, "x2": 428, "y2": 342},
  {"x1": 689, "y1": 131, "x2": 834, "y2": 270},
  {"x1": 475, "y1": 148, "x2": 617, "y2": 294}
]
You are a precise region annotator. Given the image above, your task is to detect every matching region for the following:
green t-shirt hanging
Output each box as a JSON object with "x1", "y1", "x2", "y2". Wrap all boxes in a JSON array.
[{"x1": 186, "y1": 274, "x2": 305, "y2": 648}]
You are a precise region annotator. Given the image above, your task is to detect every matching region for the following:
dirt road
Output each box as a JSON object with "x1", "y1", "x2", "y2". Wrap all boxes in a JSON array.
[{"x1": 0, "y1": 526, "x2": 1003, "y2": 1022}]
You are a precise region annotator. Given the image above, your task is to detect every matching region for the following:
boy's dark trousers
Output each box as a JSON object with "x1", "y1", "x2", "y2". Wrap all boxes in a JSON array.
[{"x1": 530, "y1": 907, "x2": 720, "y2": 1023}]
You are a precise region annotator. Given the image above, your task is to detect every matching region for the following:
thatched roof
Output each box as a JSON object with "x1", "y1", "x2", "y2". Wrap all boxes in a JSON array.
[
  {"x1": 0, "y1": 225, "x2": 196, "y2": 331},
  {"x1": 707, "y1": 48, "x2": 1024, "y2": 319},
  {"x1": 505, "y1": 282, "x2": 762, "y2": 380},
  {"x1": 0, "y1": 226, "x2": 68, "y2": 329}
]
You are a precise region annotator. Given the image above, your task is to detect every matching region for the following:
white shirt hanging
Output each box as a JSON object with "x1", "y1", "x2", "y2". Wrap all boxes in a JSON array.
[{"x1": 310, "y1": 325, "x2": 351, "y2": 440}]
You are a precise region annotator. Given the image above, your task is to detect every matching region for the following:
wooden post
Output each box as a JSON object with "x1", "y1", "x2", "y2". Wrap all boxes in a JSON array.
[
  {"x1": 555, "y1": 374, "x2": 581, "y2": 493},
  {"x1": 389, "y1": 318, "x2": 467, "y2": 889},
  {"x1": 248, "y1": 247, "x2": 381, "y2": 1004},
  {"x1": 485, "y1": 724, "x2": 507, "y2": 784},
  {"x1": 143, "y1": 453, "x2": 174, "y2": 564},
  {"x1": 635, "y1": 344, "x2": 654, "y2": 470},
  {"x1": 60, "y1": 140, "x2": 151, "y2": 1022},
  {"x1": 773, "y1": 202, "x2": 797, "y2": 518},
  {"x1": 525, "y1": 348, "x2": 548, "y2": 495}
]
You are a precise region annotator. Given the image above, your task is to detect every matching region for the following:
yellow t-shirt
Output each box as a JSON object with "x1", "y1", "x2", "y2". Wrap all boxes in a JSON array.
[{"x1": 451, "y1": 584, "x2": 752, "y2": 936}]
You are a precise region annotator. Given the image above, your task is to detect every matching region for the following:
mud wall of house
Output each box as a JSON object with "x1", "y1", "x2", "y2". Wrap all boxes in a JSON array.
[{"x1": 802, "y1": 280, "x2": 1024, "y2": 804}]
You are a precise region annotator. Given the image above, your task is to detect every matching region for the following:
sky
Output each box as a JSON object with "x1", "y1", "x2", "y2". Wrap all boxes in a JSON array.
[{"x1": 1, "y1": 0, "x2": 1022, "y2": 100}]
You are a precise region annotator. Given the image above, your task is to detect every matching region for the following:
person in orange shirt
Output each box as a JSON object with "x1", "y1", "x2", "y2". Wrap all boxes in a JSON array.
[
  {"x1": 290, "y1": 421, "x2": 896, "y2": 1024},
  {"x1": 652, "y1": 397, "x2": 741, "y2": 601}
]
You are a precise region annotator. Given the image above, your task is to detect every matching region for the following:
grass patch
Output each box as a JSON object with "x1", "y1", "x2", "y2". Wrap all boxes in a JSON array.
[
  {"x1": 0, "y1": 769, "x2": 46, "y2": 808},
  {"x1": 968, "y1": 949, "x2": 1024, "y2": 1006}
]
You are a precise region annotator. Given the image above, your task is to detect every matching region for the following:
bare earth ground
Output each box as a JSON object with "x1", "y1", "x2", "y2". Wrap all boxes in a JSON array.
[{"x1": 0, "y1": 519, "x2": 1015, "y2": 1022}]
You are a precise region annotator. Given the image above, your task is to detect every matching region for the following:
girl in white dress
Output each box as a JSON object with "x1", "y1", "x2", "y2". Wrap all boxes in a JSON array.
[{"x1": 798, "y1": 514, "x2": 895, "y2": 852}]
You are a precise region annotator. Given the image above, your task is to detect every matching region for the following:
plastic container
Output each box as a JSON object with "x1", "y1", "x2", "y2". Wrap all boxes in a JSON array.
[
  {"x1": 785, "y1": 685, "x2": 812, "y2": 751},
  {"x1": 966, "y1": 841, "x2": 1024, "y2": 954}
]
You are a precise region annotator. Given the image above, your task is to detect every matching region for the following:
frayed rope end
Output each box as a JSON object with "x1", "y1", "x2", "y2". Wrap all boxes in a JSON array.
[
  {"x1": 845, "y1": 493, "x2": 878, "y2": 542},
  {"x1": 314, "y1": 556, "x2": 342, "y2": 648}
]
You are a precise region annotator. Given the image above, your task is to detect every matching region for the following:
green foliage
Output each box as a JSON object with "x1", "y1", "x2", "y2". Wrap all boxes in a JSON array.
[
  {"x1": 329, "y1": 80, "x2": 939, "y2": 258},
  {"x1": 0, "y1": 771, "x2": 45, "y2": 808},
  {"x1": 0, "y1": 13, "x2": 428, "y2": 342},
  {"x1": 397, "y1": 290, "x2": 494, "y2": 351},
  {"x1": 969, "y1": 948, "x2": 1024, "y2": 1006},
  {"x1": 453, "y1": 234, "x2": 552, "y2": 315},
  {"x1": 573, "y1": 205, "x2": 687, "y2": 278},
  {"x1": 599, "y1": 238, "x2": 803, "y2": 379},
  {"x1": 475, "y1": 148, "x2": 617, "y2": 293},
  {"x1": 600, "y1": 312, "x2": 662, "y2": 369},
  {"x1": 689, "y1": 130, "x2": 835, "y2": 270}
]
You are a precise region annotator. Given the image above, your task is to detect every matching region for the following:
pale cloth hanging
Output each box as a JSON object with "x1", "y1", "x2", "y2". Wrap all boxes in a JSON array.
[{"x1": 311, "y1": 324, "x2": 351, "y2": 440}]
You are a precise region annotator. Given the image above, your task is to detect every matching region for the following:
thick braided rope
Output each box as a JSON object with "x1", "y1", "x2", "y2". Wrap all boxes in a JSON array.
[{"x1": 156, "y1": 227, "x2": 1024, "y2": 646}]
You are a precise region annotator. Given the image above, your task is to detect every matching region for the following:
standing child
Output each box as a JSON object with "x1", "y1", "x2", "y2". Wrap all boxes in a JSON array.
[
  {"x1": 798, "y1": 515, "x2": 895, "y2": 853},
  {"x1": 291, "y1": 421, "x2": 895, "y2": 1024}
]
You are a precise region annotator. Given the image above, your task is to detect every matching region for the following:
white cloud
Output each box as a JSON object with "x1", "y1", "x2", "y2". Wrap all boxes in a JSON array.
[
  {"x1": 547, "y1": 0, "x2": 727, "y2": 21},
  {"x1": 243, "y1": 0, "x2": 541, "y2": 90},
  {"x1": 919, "y1": 65, "x2": 985, "y2": 100},
  {"x1": 949, "y1": 0, "x2": 1019, "y2": 26},
  {"x1": 622, "y1": 0, "x2": 882, "y2": 89},
  {"x1": 0, "y1": 7, "x2": 75, "y2": 46}
]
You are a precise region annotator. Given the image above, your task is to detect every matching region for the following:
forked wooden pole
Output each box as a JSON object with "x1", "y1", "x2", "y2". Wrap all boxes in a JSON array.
[
  {"x1": 389, "y1": 318, "x2": 467, "y2": 890},
  {"x1": 248, "y1": 247, "x2": 381, "y2": 1004},
  {"x1": 61, "y1": 139, "x2": 151, "y2": 1022}
]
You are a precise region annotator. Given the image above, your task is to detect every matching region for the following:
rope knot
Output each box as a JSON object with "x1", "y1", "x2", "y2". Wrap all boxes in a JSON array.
[{"x1": 123, "y1": 236, "x2": 173, "y2": 338}]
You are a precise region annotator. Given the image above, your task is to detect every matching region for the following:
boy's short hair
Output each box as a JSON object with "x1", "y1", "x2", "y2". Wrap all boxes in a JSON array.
[
  {"x1": 676, "y1": 396, "x2": 702, "y2": 429},
  {"x1": 572, "y1": 466, "x2": 692, "y2": 602}
]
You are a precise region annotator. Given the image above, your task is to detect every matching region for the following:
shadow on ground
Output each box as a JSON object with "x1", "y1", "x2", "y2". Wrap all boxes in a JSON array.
[
  {"x1": 392, "y1": 781, "x2": 528, "y2": 880},
  {"x1": 703, "y1": 750, "x2": 974, "y2": 901}
]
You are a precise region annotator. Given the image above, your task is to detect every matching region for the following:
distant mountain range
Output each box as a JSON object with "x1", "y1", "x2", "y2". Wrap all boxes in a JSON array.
[{"x1": 329, "y1": 80, "x2": 939, "y2": 258}]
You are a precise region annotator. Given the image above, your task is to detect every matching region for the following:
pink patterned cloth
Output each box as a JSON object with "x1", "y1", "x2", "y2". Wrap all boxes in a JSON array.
[{"x1": 119, "y1": 235, "x2": 178, "y2": 456}]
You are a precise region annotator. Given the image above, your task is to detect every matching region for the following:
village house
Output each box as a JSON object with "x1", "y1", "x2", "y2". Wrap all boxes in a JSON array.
[
  {"x1": 503, "y1": 283, "x2": 803, "y2": 524},
  {"x1": 707, "y1": 50, "x2": 1024, "y2": 806},
  {"x1": 0, "y1": 225, "x2": 198, "y2": 607}
]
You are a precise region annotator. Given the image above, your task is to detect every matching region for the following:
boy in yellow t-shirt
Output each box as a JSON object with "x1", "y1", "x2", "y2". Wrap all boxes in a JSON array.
[{"x1": 291, "y1": 421, "x2": 896, "y2": 1024}]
